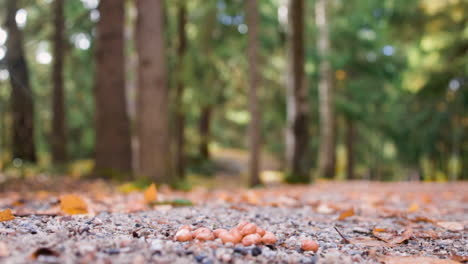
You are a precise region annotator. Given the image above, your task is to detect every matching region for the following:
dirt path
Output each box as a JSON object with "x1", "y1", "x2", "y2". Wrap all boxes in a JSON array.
[{"x1": 0, "y1": 182, "x2": 466, "y2": 263}]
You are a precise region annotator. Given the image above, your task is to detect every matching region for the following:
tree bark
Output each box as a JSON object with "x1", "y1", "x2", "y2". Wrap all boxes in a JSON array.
[
  {"x1": 247, "y1": 0, "x2": 262, "y2": 187},
  {"x1": 174, "y1": 2, "x2": 188, "y2": 179},
  {"x1": 136, "y1": 0, "x2": 171, "y2": 182},
  {"x1": 6, "y1": 0, "x2": 37, "y2": 163},
  {"x1": 285, "y1": 0, "x2": 309, "y2": 182},
  {"x1": 345, "y1": 117, "x2": 356, "y2": 180},
  {"x1": 51, "y1": 0, "x2": 67, "y2": 164},
  {"x1": 316, "y1": 0, "x2": 335, "y2": 179},
  {"x1": 95, "y1": 0, "x2": 132, "y2": 177},
  {"x1": 197, "y1": 4, "x2": 217, "y2": 161},
  {"x1": 199, "y1": 106, "x2": 212, "y2": 160}
]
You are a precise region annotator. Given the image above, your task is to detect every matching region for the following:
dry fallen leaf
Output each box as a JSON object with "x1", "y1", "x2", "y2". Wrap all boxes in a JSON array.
[
  {"x1": 0, "y1": 242, "x2": 9, "y2": 257},
  {"x1": 31, "y1": 247, "x2": 60, "y2": 260},
  {"x1": 0, "y1": 209, "x2": 15, "y2": 222},
  {"x1": 436, "y1": 221, "x2": 464, "y2": 232},
  {"x1": 406, "y1": 215, "x2": 435, "y2": 223},
  {"x1": 144, "y1": 183, "x2": 158, "y2": 204},
  {"x1": 407, "y1": 202, "x2": 420, "y2": 213},
  {"x1": 241, "y1": 191, "x2": 260, "y2": 205},
  {"x1": 388, "y1": 227, "x2": 413, "y2": 244},
  {"x1": 380, "y1": 256, "x2": 459, "y2": 264},
  {"x1": 450, "y1": 251, "x2": 468, "y2": 262},
  {"x1": 349, "y1": 237, "x2": 390, "y2": 247},
  {"x1": 373, "y1": 228, "x2": 387, "y2": 233},
  {"x1": 338, "y1": 208, "x2": 355, "y2": 220},
  {"x1": 60, "y1": 195, "x2": 88, "y2": 215},
  {"x1": 335, "y1": 226, "x2": 390, "y2": 247}
]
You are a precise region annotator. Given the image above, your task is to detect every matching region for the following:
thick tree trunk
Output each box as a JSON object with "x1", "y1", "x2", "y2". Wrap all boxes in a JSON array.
[
  {"x1": 95, "y1": 0, "x2": 132, "y2": 177},
  {"x1": 174, "y1": 2, "x2": 188, "y2": 179},
  {"x1": 6, "y1": 0, "x2": 36, "y2": 163},
  {"x1": 52, "y1": 0, "x2": 67, "y2": 164},
  {"x1": 247, "y1": 0, "x2": 262, "y2": 187},
  {"x1": 316, "y1": 0, "x2": 335, "y2": 179},
  {"x1": 346, "y1": 117, "x2": 356, "y2": 180},
  {"x1": 136, "y1": 0, "x2": 171, "y2": 182},
  {"x1": 199, "y1": 106, "x2": 212, "y2": 160},
  {"x1": 285, "y1": 0, "x2": 309, "y2": 182}
]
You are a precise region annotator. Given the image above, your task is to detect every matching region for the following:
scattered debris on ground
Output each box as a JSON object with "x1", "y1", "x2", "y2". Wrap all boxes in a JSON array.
[{"x1": 0, "y1": 181, "x2": 466, "y2": 263}]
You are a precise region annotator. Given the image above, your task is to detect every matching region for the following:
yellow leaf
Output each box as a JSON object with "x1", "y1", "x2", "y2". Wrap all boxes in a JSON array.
[
  {"x1": 373, "y1": 228, "x2": 387, "y2": 233},
  {"x1": 144, "y1": 183, "x2": 158, "y2": 204},
  {"x1": 0, "y1": 209, "x2": 15, "y2": 222},
  {"x1": 407, "y1": 202, "x2": 419, "y2": 213},
  {"x1": 60, "y1": 195, "x2": 88, "y2": 215},
  {"x1": 338, "y1": 208, "x2": 355, "y2": 220}
]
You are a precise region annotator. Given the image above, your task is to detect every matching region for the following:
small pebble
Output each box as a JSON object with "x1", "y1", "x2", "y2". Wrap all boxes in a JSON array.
[
  {"x1": 242, "y1": 233, "x2": 261, "y2": 246},
  {"x1": 234, "y1": 247, "x2": 248, "y2": 256},
  {"x1": 175, "y1": 229, "x2": 193, "y2": 242},
  {"x1": 195, "y1": 230, "x2": 215, "y2": 241},
  {"x1": 256, "y1": 227, "x2": 266, "y2": 236},
  {"x1": 240, "y1": 223, "x2": 257, "y2": 236},
  {"x1": 301, "y1": 240, "x2": 319, "y2": 252},
  {"x1": 213, "y1": 228, "x2": 228, "y2": 238},
  {"x1": 262, "y1": 231, "x2": 277, "y2": 245},
  {"x1": 251, "y1": 247, "x2": 262, "y2": 256},
  {"x1": 194, "y1": 255, "x2": 206, "y2": 263},
  {"x1": 219, "y1": 232, "x2": 239, "y2": 244}
]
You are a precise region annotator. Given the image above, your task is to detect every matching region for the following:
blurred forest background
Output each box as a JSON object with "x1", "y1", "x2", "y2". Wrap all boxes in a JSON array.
[{"x1": 0, "y1": 0, "x2": 467, "y2": 188}]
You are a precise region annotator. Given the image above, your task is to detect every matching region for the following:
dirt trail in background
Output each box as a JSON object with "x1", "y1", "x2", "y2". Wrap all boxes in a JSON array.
[{"x1": 210, "y1": 148, "x2": 282, "y2": 187}]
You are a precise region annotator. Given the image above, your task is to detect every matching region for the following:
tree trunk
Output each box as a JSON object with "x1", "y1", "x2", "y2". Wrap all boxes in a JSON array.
[
  {"x1": 316, "y1": 0, "x2": 335, "y2": 179},
  {"x1": 346, "y1": 117, "x2": 356, "y2": 180},
  {"x1": 95, "y1": 0, "x2": 132, "y2": 177},
  {"x1": 247, "y1": 0, "x2": 262, "y2": 187},
  {"x1": 6, "y1": 0, "x2": 36, "y2": 163},
  {"x1": 136, "y1": 0, "x2": 171, "y2": 182},
  {"x1": 197, "y1": 4, "x2": 217, "y2": 161},
  {"x1": 174, "y1": 2, "x2": 188, "y2": 179},
  {"x1": 285, "y1": 0, "x2": 309, "y2": 182},
  {"x1": 51, "y1": 0, "x2": 67, "y2": 164},
  {"x1": 199, "y1": 106, "x2": 212, "y2": 160}
]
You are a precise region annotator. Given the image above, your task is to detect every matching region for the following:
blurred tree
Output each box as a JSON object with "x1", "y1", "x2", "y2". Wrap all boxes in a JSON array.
[
  {"x1": 51, "y1": 0, "x2": 67, "y2": 164},
  {"x1": 173, "y1": 0, "x2": 187, "y2": 179},
  {"x1": 316, "y1": 0, "x2": 335, "y2": 179},
  {"x1": 247, "y1": 0, "x2": 261, "y2": 187},
  {"x1": 197, "y1": 4, "x2": 218, "y2": 160},
  {"x1": 95, "y1": 0, "x2": 132, "y2": 177},
  {"x1": 285, "y1": 0, "x2": 309, "y2": 183},
  {"x1": 136, "y1": 0, "x2": 171, "y2": 182},
  {"x1": 6, "y1": 0, "x2": 37, "y2": 163}
]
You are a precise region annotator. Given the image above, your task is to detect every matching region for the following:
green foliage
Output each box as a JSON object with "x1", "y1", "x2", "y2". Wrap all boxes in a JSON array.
[{"x1": 0, "y1": 0, "x2": 467, "y2": 182}]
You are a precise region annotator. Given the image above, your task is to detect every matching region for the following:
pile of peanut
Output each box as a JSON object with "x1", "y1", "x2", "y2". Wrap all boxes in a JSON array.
[{"x1": 174, "y1": 221, "x2": 277, "y2": 246}]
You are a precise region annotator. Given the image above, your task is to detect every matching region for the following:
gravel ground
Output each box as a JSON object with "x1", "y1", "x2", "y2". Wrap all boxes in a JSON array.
[{"x1": 0, "y1": 182, "x2": 467, "y2": 263}]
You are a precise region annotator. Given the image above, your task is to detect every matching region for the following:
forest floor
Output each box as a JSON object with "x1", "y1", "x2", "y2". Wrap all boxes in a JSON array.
[{"x1": 0, "y1": 180, "x2": 467, "y2": 264}]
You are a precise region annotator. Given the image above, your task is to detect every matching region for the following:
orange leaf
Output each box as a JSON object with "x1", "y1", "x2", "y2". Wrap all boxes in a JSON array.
[
  {"x1": 144, "y1": 183, "x2": 158, "y2": 204},
  {"x1": 60, "y1": 195, "x2": 88, "y2": 215},
  {"x1": 0, "y1": 209, "x2": 15, "y2": 222},
  {"x1": 373, "y1": 228, "x2": 387, "y2": 233},
  {"x1": 407, "y1": 202, "x2": 419, "y2": 213},
  {"x1": 338, "y1": 208, "x2": 355, "y2": 220}
]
